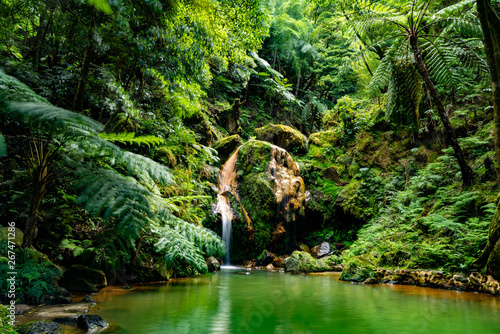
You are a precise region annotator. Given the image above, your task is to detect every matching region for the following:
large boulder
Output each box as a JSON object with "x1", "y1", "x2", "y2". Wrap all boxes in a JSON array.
[
  {"x1": 59, "y1": 264, "x2": 107, "y2": 293},
  {"x1": 339, "y1": 255, "x2": 376, "y2": 282},
  {"x1": 17, "y1": 321, "x2": 62, "y2": 334},
  {"x1": 254, "y1": 124, "x2": 308, "y2": 154},
  {"x1": 284, "y1": 251, "x2": 332, "y2": 273},
  {"x1": 311, "y1": 242, "x2": 331, "y2": 259},
  {"x1": 213, "y1": 134, "x2": 243, "y2": 163},
  {"x1": 227, "y1": 140, "x2": 307, "y2": 262}
]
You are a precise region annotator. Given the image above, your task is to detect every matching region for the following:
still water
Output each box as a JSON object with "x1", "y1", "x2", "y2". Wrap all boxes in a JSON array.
[{"x1": 92, "y1": 268, "x2": 500, "y2": 334}]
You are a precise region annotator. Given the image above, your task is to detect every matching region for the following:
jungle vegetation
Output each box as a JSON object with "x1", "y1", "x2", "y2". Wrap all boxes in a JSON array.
[{"x1": 1, "y1": 0, "x2": 500, "y2": 307}]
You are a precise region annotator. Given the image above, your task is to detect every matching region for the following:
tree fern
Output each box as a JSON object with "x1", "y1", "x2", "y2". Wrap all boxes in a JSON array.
[{"x1": 0, "y1": 70, "x2": 223, "y2": 273}]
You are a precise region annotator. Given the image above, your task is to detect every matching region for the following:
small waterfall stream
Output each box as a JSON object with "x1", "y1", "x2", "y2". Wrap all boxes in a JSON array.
[
  {"x1": 216, "y1": 147, "x2": 241, "y2": 265},
  {"x1": 215, "y1": 141, "x2": 306, "y2": 264}
]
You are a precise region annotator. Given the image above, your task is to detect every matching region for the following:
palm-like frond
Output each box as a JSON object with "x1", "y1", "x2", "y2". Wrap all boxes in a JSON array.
[
  {"x1": 0, "y1": 70, "x2": 223, "y2": 274},
  {"x1": 98, "y1": 132, "x2": 165, "y2": 148},
  {"x1": 153, "y1": 213, "x2": 225, "y2": 272}
]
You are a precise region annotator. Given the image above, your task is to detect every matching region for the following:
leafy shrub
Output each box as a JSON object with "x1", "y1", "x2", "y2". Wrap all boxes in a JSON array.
[{"x1": 0, "y1": 242, "x2": 61, "y2": 304}]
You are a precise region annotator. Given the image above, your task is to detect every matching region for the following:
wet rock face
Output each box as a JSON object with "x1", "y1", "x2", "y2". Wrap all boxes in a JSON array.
[
  {"x1": 254, "y1": 124, "x2": 308, "y2": 154},
  {"x1": 268, "y1": 146, "x2": 307, "y2": 223},
  {"x1": 217, "y1": 139, "x2": 308, "y2": 262}
]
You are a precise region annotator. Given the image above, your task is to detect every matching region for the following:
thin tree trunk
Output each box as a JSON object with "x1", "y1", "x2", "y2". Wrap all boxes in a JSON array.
[
  {"x1": 409, "y1": 36, "x2": 474, "y2": 187},
  {"x1": 477, "y1": 0, "x2": 500, "y2": 185},
  {"x1": 22, "y1": 156, "x2": 48, "y2": 248},
  {"x1": 73, "y1": 42, "x2": 93, "y2": 112}
]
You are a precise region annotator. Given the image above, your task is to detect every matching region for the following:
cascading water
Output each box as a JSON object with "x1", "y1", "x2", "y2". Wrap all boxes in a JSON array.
[{"x1": 216, "y1": 147, "x2": 241, "y2": 265}]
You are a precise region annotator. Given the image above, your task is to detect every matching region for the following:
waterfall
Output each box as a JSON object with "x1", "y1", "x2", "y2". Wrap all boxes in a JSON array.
[{"x1": 216, "y1": 147, "x2": 241, "y2": 265}]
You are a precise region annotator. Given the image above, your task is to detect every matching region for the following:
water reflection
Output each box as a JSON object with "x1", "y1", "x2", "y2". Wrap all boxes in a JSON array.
[{"x1": 93, "y1": 269, "x2": 500, "y2": 334}]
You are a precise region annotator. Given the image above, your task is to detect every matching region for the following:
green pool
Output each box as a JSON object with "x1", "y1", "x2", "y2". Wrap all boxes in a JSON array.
[{"x1": 93, "y1": 268, "x2": 500, "y2": 334}]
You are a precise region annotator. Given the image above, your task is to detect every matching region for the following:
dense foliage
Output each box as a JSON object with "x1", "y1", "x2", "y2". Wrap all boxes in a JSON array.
[{"x1": 1, "y1": 0, "x2": 500, "y2": 306}]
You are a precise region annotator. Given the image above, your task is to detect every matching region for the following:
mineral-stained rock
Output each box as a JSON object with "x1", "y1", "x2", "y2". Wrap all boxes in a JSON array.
[{"x1": 272, "y1": 256, "x2": 286, "y2": 268}]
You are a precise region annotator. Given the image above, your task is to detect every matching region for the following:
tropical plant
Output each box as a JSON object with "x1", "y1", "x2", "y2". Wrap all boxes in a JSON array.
[
  {"x1": 0, "y1": 305, "x2": 17, "y2": 334},
  {"x1": 341, "y1": 0, "x2": 489, "y2": 187},
  {"x1": 0, "y1": 70, "x2": 224, "y2": 273}
]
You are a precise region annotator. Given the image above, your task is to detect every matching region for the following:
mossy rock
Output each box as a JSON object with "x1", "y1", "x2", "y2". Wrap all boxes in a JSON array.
[
  {"x1": 354, "y1": 130, "x2": 413, "y2": 170},
  {"x1": 232, "y1": 172, "x2": 275, "y2": 263},
  {"x1": 337, "y1": 180, "x2": 364, "y2": 220},
  {"x1": 309, "y1": 130, "x2": 340, "y2": 147},
  {"x1": 284, "y1": 251, "x2": 332, "y2": 273},
  {"x1": 321, "y1": 166, "x2": 341, "y2": 183},
  {"x1": 236, "y1": 139, "x2": 273, "y2": 175},
  {"x1": 213, "y1": 134, "x2": 243, "y2": 163},
  {"x1": 339, "y1": 255, "x2": 376, "y2": 282},
  {"x1": 17, "y1": 321, "x2": 62, "y2": 334},
  {"x1": 254, "y1": 124, "x2": 308, "y2": 154}
]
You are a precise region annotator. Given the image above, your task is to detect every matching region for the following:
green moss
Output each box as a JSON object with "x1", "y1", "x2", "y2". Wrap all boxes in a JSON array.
[
  {"x1": 254, "y1": 124, "x2": 308, "y2": 154},
  {"x1": 237, "y1": 139, "x2": 273, "y2": 175},
  {"x1": 337, "y1": 180, "x2": 364, "y2": 219},
  {"x1": 284, "y1": 251, "x2": 333, "y2": 272},
  {"x1": 212, "y1": 134, "x2": 243, "y2": 163},
  {"x1": 309, "y1": 130, "x2": 341, "y2": 147},
  {"x1": 339, "y1": 255, "x2": 376, "y2": 282}
]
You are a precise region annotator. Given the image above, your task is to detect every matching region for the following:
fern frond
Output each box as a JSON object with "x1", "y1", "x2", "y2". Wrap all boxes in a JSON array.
[
  {"x1": 368, "y1": 54, "x2": 393, "y2": 96},
  {"x1": 98, "y1": 132, "x2": 164, "y2": 148}
]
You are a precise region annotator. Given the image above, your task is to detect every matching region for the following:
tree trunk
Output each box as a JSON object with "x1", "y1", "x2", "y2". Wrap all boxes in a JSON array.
[
  {"x1": 73, "y1": 42, "x2": 93, "y2": 113},
  {"x1": 409, "y1": 35, "x2": 474, "y2": 187},
  {"x1": 477, "y1": 0, "x2": 500, "y2": 185},
  {"x1": 22, "y1": 165, "x2": 48, "y2": 248}
]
